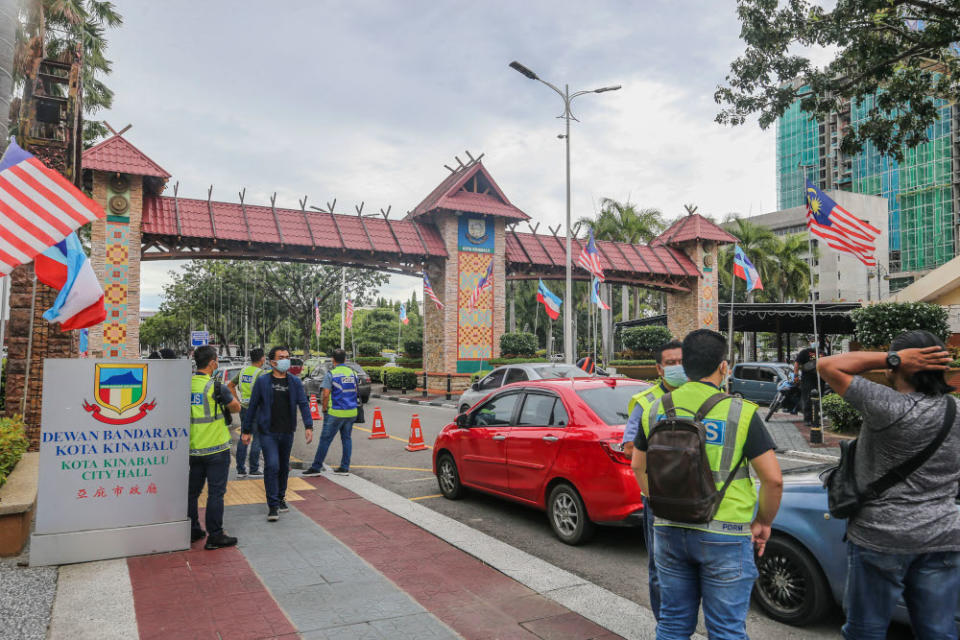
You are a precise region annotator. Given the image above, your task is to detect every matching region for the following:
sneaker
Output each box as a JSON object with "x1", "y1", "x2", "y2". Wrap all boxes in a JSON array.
[
  {"x1": 191, "y1": 529, "x2": 206, "y2": 542},
  {"x1": 204, "y1": 532, "x2": 238, "y2": 550},
  {"x1": 249, "y1": 469, "x2": 263, "y2": 477},
  {"x1": 267, "y1": 508, "x2": 279, "y2": 522},
  {"x1": 333, "y1": 467, "x2": 349, "y2": 475},
  {"x1": 301, "y1": 467, "x2": 323, "y2": 477},
  {"x1": 278, "y1": 501, "x2": 289, "y2": 513},
  {"x1": 236, "y1": 470, "x2": 248, "y2": 479}
]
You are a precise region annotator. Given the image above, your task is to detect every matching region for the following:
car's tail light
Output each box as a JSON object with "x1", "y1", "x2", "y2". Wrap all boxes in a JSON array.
[{"x1": 600, "y1": 440, "x2": 632, "y2": 465}]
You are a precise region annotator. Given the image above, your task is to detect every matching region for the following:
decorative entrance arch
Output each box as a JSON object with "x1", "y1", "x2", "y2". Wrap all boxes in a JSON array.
[{"x1": 80, "y1": 133, "x2": 735, "y2": 374}]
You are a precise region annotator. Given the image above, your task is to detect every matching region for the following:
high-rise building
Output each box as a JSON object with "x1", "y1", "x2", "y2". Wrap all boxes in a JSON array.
[{"x1": 776, "y1": 90, "x2": 956, "y2": 292}]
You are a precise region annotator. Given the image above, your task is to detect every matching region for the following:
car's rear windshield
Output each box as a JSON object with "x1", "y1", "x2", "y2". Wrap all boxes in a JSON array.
[
  {"x1": 533, "y1": 365, "x2": 591, "y2": 379},
  {"x1": 575, "y1": 384, "x2": 647, "y2": 425}
]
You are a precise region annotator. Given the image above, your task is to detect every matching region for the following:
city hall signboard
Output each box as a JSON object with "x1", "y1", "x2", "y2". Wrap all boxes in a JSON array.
[{"x1": 31, "y1": 359, "x2": 191, "y2": 566}]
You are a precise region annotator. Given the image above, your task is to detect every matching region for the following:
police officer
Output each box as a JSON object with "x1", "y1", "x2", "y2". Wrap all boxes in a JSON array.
[
  {"x1": 189, "y1": 345, "x2": 241, "y2": 549},
  {"x1": 303, "y1": 349, "x2": 358, "y2": 476},
  {"x1": 620, "y1": 339, "x2": 684, "y2": 621},
  {"x1": 228, "y1": 348, "x2": 267, "y2": 477},
  {"x1": 631, "y1": 329, "x2": 782, "y2": 638}
]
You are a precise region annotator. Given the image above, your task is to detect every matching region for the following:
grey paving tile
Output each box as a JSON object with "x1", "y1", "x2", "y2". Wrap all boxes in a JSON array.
[
  {"x1": 369, "y1": 612, "x2": 460, "y2": 639},
  {"x1": 300, "y1": 622, "x2": 386, "y2": 640}
]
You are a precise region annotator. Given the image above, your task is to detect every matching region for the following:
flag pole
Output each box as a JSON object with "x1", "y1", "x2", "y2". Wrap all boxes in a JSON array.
[
  {"x1": 806, "y1": 229, "x2": 825, "y2": 444},
  {"x1": 21, "y1": 271, "x2": 38, "y2": 414},
  {"x1": 397, "y1": 307, "x2": 402, "y2": 355},
  {"x1": 340, "y1": 267, "x2": 346, "y2": 349},
  {"x1": 727, "y1": 246, "x2": 736, "y2": 368}
]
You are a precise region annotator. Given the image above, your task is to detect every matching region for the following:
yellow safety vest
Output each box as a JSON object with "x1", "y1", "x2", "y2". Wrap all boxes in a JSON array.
[
  {"x1": 238, "y1": 365, "x2": 264, "y2": 406},
  {"x1": 643, "y1": 381, "x2": 757, "y2": 536},
  {"x1": 190, "y1": 374, "x2": 230, "y2": 456},
  {"x1": 628, "y1": 380, "x2": 666, "y2": 418}
]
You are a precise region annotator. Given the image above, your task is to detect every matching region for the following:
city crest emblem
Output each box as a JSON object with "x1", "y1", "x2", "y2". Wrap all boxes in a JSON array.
[
  {"x1": 83, "y1": 363, "x2": 156, "y2": 425},
  {"x1": 466, "y1": 217, "x2": 488, "y2": 245}
]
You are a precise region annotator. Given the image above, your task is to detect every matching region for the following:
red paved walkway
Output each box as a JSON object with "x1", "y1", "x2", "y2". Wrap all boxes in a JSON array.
[{"x1": 297, "y1": 476, "x2": 620, "y2": 640}]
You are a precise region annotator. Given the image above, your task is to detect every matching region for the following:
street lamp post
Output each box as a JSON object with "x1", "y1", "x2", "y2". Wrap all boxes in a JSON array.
[{"x1": 509, "y1": 61, "x2": 620, "y2": 365}]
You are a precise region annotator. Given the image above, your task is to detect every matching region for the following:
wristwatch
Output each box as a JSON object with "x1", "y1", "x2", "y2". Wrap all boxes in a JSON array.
[{"x1": 886, "y1": 351, "x2": 901, "y2": 369}]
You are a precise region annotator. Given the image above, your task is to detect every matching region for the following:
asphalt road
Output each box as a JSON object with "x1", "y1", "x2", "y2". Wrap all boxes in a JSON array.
[{"x1": 287, "y1": 399, "x2": 913, "y2": 640}]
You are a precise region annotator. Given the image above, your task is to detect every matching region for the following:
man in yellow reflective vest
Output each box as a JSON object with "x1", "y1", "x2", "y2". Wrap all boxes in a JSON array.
[
  {"x1": 620, "y1": 339, "x2": 684, "y2": 621},
  {"x1": 228, "y1": 347, "x2": 267, "y2": 477},
  {"x1": 189, "y1": 345, "x2": 241, "y2": 549},
  {"x1": 303, "y1": 349, "x2": 358, "y2": 476},
  {"x1": 631, "y1": 329, "x2": 783, "y2": 638}
]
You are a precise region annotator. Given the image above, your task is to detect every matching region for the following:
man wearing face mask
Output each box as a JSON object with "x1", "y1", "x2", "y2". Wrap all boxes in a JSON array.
[
  {"x1": 242, "y1": 346, "x2": 314, "y2": 521},
  {"x1": 620, "y1": 339, "x2": 684, "y2": 621}
]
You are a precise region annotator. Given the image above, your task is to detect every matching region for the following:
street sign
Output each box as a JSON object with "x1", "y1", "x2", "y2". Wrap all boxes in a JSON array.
[
  {"x1": 190, "y1": 330, "x2": 209, "y2": 347},
  {"x1": 31, "y1": 359, "x2": 191, "y2": 566}
]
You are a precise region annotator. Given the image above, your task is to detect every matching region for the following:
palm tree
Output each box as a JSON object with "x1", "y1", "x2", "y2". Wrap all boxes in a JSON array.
[
  {"x1": 768, "y1": 233, "x2": 813, "y2": 303},
  {"x1": 11, "y1": 0, "x2": 122, "y2": 145},
  {"x1": 718, "y1": 217, "x2": 779, "y2": 303},
  {"x1": 578, "y1": 198, "x2": 665, "y2": 244}
]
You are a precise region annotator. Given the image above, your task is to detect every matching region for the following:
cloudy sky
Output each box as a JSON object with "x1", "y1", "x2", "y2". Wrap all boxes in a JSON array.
[{"x1": 96, "y1": 1, "x2": 776, "y2": 311}]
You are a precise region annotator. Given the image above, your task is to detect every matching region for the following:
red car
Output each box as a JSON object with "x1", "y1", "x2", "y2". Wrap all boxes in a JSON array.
[{"x1": 432, "y1": 378, "x2": 647, "y2": 545}]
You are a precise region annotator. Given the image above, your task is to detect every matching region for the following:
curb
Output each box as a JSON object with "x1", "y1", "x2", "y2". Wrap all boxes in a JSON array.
[
  {"x1": 370, "y1": 392, "x2": 457, "y2": 409},
  {"x1": 322, "y1": 471, "x2": 699, "y2": 640}
]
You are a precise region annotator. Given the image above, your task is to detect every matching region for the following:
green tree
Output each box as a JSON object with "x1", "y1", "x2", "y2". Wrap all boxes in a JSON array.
[
  {"x1": 577, "y1": 198, "x2": 666, "y2": 244},
  {"x1": 12, "y1": 0, "x2": 122, "y2": 145},
  {"x1": 716, "y1": 0, "x2": 960, "y2": 161}
]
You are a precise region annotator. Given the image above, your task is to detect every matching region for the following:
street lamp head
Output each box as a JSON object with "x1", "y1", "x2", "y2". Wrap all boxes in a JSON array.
[
  {"x1": 509, "y1": 61, "x2": 538, "y2": 80},
  {"x1": 594, "y1": 85, "x2": 622, "y2": 93}
]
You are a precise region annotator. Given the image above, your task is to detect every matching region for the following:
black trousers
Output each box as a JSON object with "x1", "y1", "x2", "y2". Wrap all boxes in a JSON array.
[
  {"x1": 800, "y1": 377, "x2": 816, "y2": 423},
  {"x1": 187, "y1": 449, "x2": 230, "y2": 536}
]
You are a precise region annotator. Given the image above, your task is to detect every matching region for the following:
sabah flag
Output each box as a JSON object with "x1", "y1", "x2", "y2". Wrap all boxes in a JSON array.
[
  {"x1": 536, "y1": 278, "x2": 561, "y2": 320},
  {"x1": 591, "y1": 276, "x2": 610, "y2": 310},
  {"x1": 733, "y1": 245, "x2": 763, "y2": 292},
  {"x1": 34, "y1": 232, "x2": 105, "y2": 329},
  {"x1": 400, "y1": 302, "x2": 409, "y2": 325}
]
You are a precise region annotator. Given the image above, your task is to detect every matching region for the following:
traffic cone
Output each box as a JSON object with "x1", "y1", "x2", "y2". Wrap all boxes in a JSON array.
[
  {"x1": 405, "y1": 414, "x2": 428, "y2": 452},
  {"x1": 369, "y1": 407, "x2": 388, "y2": 439},
  {"x1": 309, "y1": 394, "x2": 320, "y2": 420}
]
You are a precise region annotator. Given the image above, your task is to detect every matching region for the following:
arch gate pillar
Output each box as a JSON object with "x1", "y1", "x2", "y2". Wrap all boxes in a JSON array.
[
  {"x1": 656, "y1": 213, "x2": 737, "y2": 339},
  {"x1": 82, "y1": 133, "x2": 171, "y2": 359}
]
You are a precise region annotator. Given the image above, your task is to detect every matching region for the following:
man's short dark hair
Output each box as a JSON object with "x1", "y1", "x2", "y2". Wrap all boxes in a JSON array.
[
  {"x1": 332, "y1": 348, "x2": 346, "y2": 364},
  {"x1": 268, "y1": 345, "x2": 289, "y2": 361},
  {"x1": 160, "y1": 348, "x2": 177, "y2": 359},
  {"x1": 194, "y1": 345, "x2": 217, "y2": 370},
  {"x1": 682, "y1": 329, "x2": 727, "y2": 381},
  {"x1": 655, "y1": 340, "x2": 683, "y2": 365},
  {"x1": 249, "y1": 348, "x2": 264, "y2": 363},
  {"x1": 890, "y1": 330, "x2": 955, "y2": 396}
]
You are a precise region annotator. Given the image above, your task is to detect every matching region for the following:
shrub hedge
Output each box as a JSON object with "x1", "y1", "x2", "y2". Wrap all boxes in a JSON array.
[
  {"x1": 622, "y1": 326, "x2": 673, "y2": 355},
  {"x1": 364, "y1": 367, "x2": 383, "y2": 384},
  {"x1": 499, "y1": 332, "x2": 537, "y2": 357},
  {"x1": 851, "y1": 302, "x2": 949, "y2": 349},
  {"x1": 610, "y1": 359, "x2": 657, "y2": 366},
  {"x1": 356, "y1": 357, "x2": 388, "y2": 366},
  {"x1": 383, "y1": 367, "x2": 419, "y2": 390},
  {"x1": 487, "y1": 357, "x2": 549, "y2": 365},
  {"x1": 397, "y1": 358, "x2": 423, "y2": 368},
  {"x1": 0, "y1": 416, "x2": 29, "y2": 489},
  {"x1": 821, "y1": 394, "x2": 863, "y2": 434}
]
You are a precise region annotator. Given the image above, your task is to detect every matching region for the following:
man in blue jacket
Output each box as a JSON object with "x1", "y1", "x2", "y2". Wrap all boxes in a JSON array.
[{"x1": 241, "y1": 346, "x2": 313, "y2": 521}]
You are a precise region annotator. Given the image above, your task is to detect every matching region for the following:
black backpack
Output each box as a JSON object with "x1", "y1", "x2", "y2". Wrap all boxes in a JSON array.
[{"x1": 645, "y1": 392, "x2": 747, "y2": 524}]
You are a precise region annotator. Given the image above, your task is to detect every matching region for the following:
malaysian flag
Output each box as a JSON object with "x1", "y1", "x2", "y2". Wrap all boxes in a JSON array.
[
  {"x1": 805, "y1": 179, "x2": 881, "y2": 267},
  {"x1": 344, "y1": 297, "x2": 354, "y2": 329},
  {"x1": 468, "y1": 261, "x2": 493, "y2": 309},
  {"x1": 423, "y1": 271, "x2": 444, "y2": 309},
  {"x1": 591, "y1": 276, "x2": 610, "y2": 310},
  {"x1": 0, "y1": 139, "x2": 105, "y2": 276},
  {"x1": 314, "y1": 297, "x2": 321, "y2": 337},
  {"x1": 576, "y1": 230, "x2": 604, "y2": 281}
]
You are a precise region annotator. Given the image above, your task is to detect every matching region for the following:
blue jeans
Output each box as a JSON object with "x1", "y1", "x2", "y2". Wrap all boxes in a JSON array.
[
  {"x1": 187, "y1": 449, "x2": 230, "y2": 536},
  {"x1": 259, "y1": 431, "x2": 294, "y2": 509},
  {"x1": 654, "y1": 525, "x2": 757, "y2": 640},
  {"x1": 643, "y1": 496, "x2": 661, "y2": 620},
  {"x1": 842, "y1": 542, "x2": 960, "y2": 640},
  {"x1": 310, "y1": 414, "x2": 354, "y2": 471},
  {"x1": 235, "y1": 408, "x2": 262, "y2": 473}
]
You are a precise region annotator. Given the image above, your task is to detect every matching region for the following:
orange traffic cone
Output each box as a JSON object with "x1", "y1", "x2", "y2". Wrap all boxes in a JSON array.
[
  {"x1": 405, "y1": 414, "x2": 428, "y2": 452},
  {"x1": 309, "y1": 394, "x2": 320, "y2": 420},
  {"x1": 369, "y1": 407, "x2": 388, "y2": 439}
]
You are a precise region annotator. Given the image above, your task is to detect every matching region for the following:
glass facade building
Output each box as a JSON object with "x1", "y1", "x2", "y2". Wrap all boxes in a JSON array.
[{"x1": 776, "y1": 94, "x2": 957, "y2": 289}]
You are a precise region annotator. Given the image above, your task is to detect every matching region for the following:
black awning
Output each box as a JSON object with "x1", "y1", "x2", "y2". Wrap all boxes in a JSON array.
[{"x1": 616, "y1": 302, "x2": 860, "y2": 335}]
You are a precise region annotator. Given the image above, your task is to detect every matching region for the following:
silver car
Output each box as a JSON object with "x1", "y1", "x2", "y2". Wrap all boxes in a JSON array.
[{"x1": 456, "y1": 363, "x2": 593, "y2": 414}]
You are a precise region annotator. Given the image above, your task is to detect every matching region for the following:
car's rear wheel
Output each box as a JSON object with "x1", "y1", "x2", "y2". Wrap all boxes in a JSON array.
[
  {"x1": 436, "y1": 453, "x2": 464, "y2": 499},
  {"x1": 547, "y1": 483, "x2": 595, "y2": 545},
  {"x1": 754, "y1": 535, "x2": 832, "y2": 626}
]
